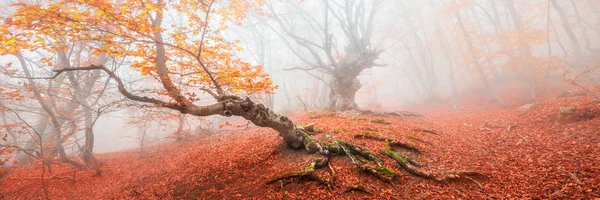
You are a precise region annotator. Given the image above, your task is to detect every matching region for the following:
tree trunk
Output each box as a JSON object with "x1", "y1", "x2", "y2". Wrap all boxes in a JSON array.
[
  {"x1": 215, "y1": 96, "x2": 305, "y2": 148},
  {"x1": 569, "y1": 0, "x2": 592, "y2": 52},
  {"x1": 81, "y1": 107, "x2": 94, "y2": 163},
  {"x1": 17, "y1": 53, "x2": 75, "y2": 165},
  {"x1": 551, "y1": 0, "x2": 582, "y2": 58},
  {"x1": 327, "y1": 74, "x2": 360, "y2": 111},
  {"x1": 175, "y1": 113, "x2": 185, "y2": 141}
]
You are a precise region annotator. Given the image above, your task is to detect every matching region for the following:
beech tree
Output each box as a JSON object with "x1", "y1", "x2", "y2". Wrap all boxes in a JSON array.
[
  {"x1": 1, "y1": 0, "x2": 483, "y2": 185},
  {"x1": 266, "y1": 0, "x2": 385, "y2": 111},
  {"x1": 1, "y1": 46, "x2": 113, "y2": 175}
]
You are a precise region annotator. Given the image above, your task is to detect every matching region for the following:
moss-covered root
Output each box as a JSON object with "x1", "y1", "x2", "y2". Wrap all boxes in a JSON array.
[
  {"x1": 266, "y1": 158, "x2": 331, "y2": 187},
  {"x1": 337, "y1": 140, "x2": 396, "y2": 182},
  {"x1": 438, "y1": 171, "x2": 485, "y2": 189},
  {"x1": 380, "y1": 149, "x2": 434, "y2": 179},
  {"x1": 413, "y1": 127, "x2": 438, "y2": 135},
  {"x1": 381, "y1": 149, "x2": 485, "y2": 188},
  {"x1": 403, "y1": 135, "x2": 432, "y2": 145},
  {"x1": 301, "y1": 131, "x2": 342, "y2": 155},
  {"x1": 354, "y1": 133, "x2": 421, "y2": 154}
]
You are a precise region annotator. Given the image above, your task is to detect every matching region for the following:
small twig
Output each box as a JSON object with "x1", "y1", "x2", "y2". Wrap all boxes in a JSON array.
[
  {"x1": 558, "y1": 168, "x2": 582, "y2": 184},
  {"x1": 413, "y1": 128, "x2": 438, "y2": 135},
  {"x1": 296, "y1": 96, "x2": 308, "y2": 112},
  {"x1": 343, "y1": 185, "x2": 372, "y2": 194}
]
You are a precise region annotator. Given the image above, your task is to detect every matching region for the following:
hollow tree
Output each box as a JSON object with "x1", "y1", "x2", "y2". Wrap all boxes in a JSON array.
[
  {"x1": 2, "y1": 0, "x2": 481, "y2": 187},
  {"x1": 265, "y1": 0, "x2": 385, "y2": 111}
]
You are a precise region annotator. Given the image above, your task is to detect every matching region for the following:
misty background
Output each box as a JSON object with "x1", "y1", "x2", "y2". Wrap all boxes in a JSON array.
[{"x1": 1, "y1": 0, "x2": 599, "y2": 161}]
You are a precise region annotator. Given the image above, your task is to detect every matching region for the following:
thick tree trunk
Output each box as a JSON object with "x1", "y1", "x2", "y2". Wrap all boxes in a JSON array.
[
  {"x1": 81, "y1": 107, "x2": 95, "y2": 163},
  {"x1": 215, "y1": 96, "x2": 305, "y2": 148},
  {"x1": 175, "y1": 113, "x2": 185, "y2": 141},
  {"x1": 327, "y1": 75, "x2": 360, "y2": 111},
  {"x1": 551, "y1": 0, "x2": 582, "y2": 58}
]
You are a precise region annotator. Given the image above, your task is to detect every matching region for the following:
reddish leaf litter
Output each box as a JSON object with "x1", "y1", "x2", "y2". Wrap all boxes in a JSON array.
[{"x1": 1, "y1": 96, "x2": 599, "y2": 199}]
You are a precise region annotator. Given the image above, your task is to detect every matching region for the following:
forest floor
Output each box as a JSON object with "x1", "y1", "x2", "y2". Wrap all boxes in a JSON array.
[{"x1": 1, "y1": 93, "x2": 599, "y2": 199}]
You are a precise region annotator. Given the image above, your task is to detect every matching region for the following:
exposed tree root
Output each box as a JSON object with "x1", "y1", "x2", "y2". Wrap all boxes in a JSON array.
[
  {"x1": 403, "y1": 135, "x2": 432, "y2": 145},
  {"x1": 266, "y1": 158, "x2": 331, "y2": 188},
  {"x1": 437, "y1": 171, "x2": 485, "y2": 189},
  {"x1": 354, "y1": 133, "x2": 421, "y2": 154},
  {"x1": 369, "y1": 118, "x2": 392, "y2": 124},
  {"x1": 413, "y1": 127, "x2": 438, "y2": 135},
  {"x1": 381, "y1": 144, "x2": 484, "y2": 189},
  {"x1": 337, "y1": 140, "x2": 396, "y2": 182},
  {"x1": 268, "y1": 124, "x2": 483, "y2": 191},
  {"x1": 359, "y1": 110, "x2": 422, "y2": 118},
  {"x1": 381, "y1": 148, "x2": 434, "y2": 178}
]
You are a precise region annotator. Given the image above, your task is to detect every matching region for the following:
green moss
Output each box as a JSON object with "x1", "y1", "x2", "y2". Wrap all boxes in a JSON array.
[
  {"x1": 381, "y1": 149, "x2": 408, "y2": 166},
  {"x1": 404, "y1": 135, "x2": 420, "y2": 141},
  {"x1": 302, "y1": 163, "x2": 315, "y2": 172},
  {"x1": 322, "y1": 142, "x2": 341, "y2": 154},
  {"x1": 302, "y1": 132, "x2": 319, "y2": 153},
  {"x1": 376, "y1": 165, "x2": 396, "y2": 177},
  {"x1": 384, "y1": 140, "x2": 391, "y2": 151}
]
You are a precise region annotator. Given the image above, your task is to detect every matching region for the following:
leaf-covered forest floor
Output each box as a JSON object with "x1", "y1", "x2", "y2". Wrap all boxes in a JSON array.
[{"x1": 1, "y1": 93, "x2": 599, "y2": 199}]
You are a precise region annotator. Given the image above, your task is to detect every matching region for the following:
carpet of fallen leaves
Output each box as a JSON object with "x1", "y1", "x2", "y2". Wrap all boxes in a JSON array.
[{"x1": 1, "y1": 95, "x2": 599, "y2": 199}]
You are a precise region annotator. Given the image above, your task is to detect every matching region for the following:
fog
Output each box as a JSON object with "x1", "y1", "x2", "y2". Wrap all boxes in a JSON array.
[{"x1": 1, "y1": 0, "x2": 599, "y2": 166}]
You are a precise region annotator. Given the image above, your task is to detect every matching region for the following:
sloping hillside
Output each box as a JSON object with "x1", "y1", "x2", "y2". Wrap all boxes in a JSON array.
[{"x1": 1, "y1": 95, "x2": 599, "y2": 199}]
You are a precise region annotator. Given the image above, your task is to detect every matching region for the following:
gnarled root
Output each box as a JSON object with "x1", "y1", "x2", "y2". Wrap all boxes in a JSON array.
[
  {"x1": 413, "y1": 128, "x2": 438, "y2": 135},
  {"x1": 269, "y1": 124, "x2": 482, "y2": 191},
  {"x1": 359, "y1": 110, "x2": 422, "y2": 118},
  {"x1": 337, "y1": 140, "x2": 396, "y2": 182},
  {"x1": 266, "y1": 157, "x2": 332, "y2": 188},
  {"x1": 381, "y1": 149, "x2": 433, "y2": 178},
  {"x1": 437, "y1": 171, "x2": 485, "y2": 189},
  {"x1": 354, "y1": 133, "x2": 421, "y2": 154},
  {"x1": 381, "y1": 147, "x2": 484, "y2": 189}
]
